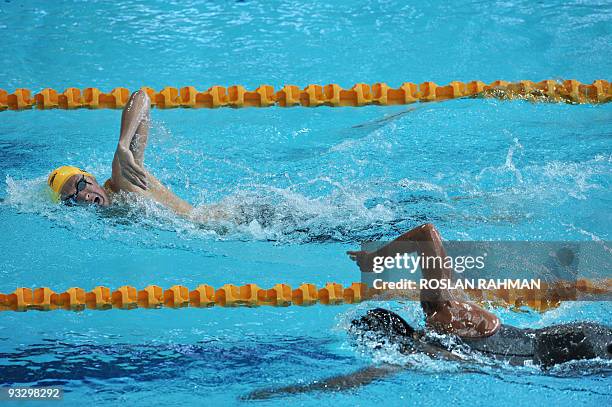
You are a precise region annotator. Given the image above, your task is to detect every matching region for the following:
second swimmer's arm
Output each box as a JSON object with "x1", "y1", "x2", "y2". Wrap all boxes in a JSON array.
[
  {"x1": 244, "y1": 364, "x2": 403, "y2": 400},
  {"x1": 347, "y1": 223, "x2": 452, "y2": 302}
]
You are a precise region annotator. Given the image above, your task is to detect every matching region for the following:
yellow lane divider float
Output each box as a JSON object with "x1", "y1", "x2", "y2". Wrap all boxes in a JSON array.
[
  {"x1": 0, "y1": 79, "x2": 609, "y2": 111},
  {"x1": 1, "y1": 279, "x2": 610, "y2": 313}
]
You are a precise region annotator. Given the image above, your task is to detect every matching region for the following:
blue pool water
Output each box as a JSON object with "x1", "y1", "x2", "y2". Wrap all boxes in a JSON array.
[{"x1": 1, "y1": 0, "x2": 611, "y2": 405}]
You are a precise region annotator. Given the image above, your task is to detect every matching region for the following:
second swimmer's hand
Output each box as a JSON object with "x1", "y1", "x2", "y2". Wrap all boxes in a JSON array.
[
  {"x1": 116, "y1": 146, "x2": 147, "y2": 190},
  {"x1": 347, "y1": 250, "x2": 374, "y2": 273}
]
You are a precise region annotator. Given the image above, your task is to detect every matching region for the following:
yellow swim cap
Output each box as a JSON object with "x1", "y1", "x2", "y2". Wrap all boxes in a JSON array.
[{"x1": 47, "y1": 166, "x2": 95, "y2": 202}]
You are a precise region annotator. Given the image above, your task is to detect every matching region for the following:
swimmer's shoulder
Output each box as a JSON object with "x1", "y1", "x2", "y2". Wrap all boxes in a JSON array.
[
  {"x1": 105, "y1": 176, "x2": 142, "y2": 195},
  {"x1": 104, "y1": 178, "x2": 117, "y2": 194},
  {"x1": 426, "y1": 301, "x2": 501, "y2": 339}
]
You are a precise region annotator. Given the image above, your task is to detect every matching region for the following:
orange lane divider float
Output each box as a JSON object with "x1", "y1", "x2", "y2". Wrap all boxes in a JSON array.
[
  {"x1": 0, "y1": 79, "x2": 609, "y2": 111},
  {"x1": 0, "y1": 279, "x2": 610, "y2": 313}
]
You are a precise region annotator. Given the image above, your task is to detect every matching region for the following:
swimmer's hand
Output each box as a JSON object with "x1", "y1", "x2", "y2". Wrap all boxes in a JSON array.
[
  {"x1": 115, "y1": 145, "x2": 148, "y2": 190},
  {"x1": 347, "y1": 250, "x2": 374, "y2": 273}
]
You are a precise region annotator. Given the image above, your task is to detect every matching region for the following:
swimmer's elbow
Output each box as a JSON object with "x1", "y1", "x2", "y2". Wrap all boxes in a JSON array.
[
  {"x1": 420, "y1": 223, "x2": 437, "y2": 233},
  {"x1": 131, "y1": 89, "x2": 151, "y2": 108}
]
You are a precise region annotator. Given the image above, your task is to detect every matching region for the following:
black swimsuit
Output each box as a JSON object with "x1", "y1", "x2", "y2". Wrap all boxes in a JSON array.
[
  {"x1": 463, "y1": 322, "x2": 612, "y2": 367},
  {"x1": 350, "y1": 308, "x2": 612, "y2": 368}
]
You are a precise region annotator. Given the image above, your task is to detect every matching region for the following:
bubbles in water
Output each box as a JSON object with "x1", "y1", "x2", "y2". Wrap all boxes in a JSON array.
[{"x1": 2, "y1": 109, "x2": 611, "y2": 246}]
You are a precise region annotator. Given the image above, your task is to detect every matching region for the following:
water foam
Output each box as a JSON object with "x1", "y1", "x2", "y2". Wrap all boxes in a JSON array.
[{"x1": 2, "y1": 141, "x2": 610, "y2": 245}]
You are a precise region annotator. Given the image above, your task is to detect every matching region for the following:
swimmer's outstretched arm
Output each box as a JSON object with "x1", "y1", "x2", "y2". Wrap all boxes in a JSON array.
[
  {"x1": 243, "y1": 364, "x2": 403, "y2": 400},
  {"x1": 245, "y1": 361, "x2": 486, "y2": 400},
  {"x1": 245, "y1": 344, "x2": 472, "y2": 400}
]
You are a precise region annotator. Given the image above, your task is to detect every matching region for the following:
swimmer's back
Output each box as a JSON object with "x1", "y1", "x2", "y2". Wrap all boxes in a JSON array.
[{"x1": 464, "y1": 322, "x2": 612, "y2": 367}]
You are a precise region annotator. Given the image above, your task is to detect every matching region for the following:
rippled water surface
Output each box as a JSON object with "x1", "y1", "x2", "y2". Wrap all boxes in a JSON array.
[{"x1": 0, "y1": 0, "x2": 611, "y2": 405}]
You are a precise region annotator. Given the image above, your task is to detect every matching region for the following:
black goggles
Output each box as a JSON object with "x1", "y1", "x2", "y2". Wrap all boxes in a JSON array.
[{"x1": 62, "y1": 175, "x2": 92, "y2": 204}]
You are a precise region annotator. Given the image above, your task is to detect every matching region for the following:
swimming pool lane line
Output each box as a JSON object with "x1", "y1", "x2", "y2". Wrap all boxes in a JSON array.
[
  {"x1": 0, "y1": 279, "x2": 609, "y2": 312},
  {"x1": 1, "y1": 79, "x2": 609, "y2": 111}
]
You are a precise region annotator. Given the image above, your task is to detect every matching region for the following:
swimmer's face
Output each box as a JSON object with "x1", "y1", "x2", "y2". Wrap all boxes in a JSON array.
[{"x1": 60, "y1": 174, "x2": 109, "y2": 207}]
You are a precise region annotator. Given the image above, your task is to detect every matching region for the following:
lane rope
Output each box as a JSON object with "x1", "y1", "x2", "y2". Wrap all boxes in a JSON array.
[
  {"x1": 1, "y1": 279, "x2": 609, "y2": 313},
  {"x1": 0, "y1": 79, "x2": 609, "y2": 111}
]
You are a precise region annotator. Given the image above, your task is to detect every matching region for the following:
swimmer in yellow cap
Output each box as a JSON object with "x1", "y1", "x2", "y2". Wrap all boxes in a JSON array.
[
  {"x1": 47, "y1": 165, "x2": 109, "y2": 206},
  {"x1": 48, "y1": 90, "x2": 193, "y2": 216}
]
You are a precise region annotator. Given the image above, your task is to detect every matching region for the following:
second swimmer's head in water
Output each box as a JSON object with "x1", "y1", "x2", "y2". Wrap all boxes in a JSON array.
[{"x1": 47, "y1": 166, "x2": 110, "y2": 207}]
